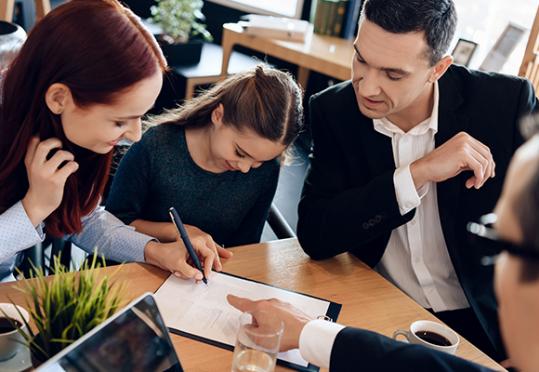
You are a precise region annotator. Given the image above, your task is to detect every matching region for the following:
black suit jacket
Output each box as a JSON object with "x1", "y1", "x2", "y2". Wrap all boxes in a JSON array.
[
  {"x1": 297, "y1": 65, "x2": 538, "y2": 356},
  {"x1": 330, "y1": 327, "x2": 492, "y2": 372}
]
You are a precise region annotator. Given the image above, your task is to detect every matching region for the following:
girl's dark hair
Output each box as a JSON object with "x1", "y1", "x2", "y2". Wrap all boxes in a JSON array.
[
  {"x1": 150, "y1": 64, "x2": 304, "y2": 147},
  {"x1": 0, "y1": 0, "x2": 167, "y2": 237}
]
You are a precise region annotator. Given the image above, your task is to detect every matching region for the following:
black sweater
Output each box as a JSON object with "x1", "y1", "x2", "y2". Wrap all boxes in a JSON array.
[{"x1": 106, "y1": 124, "x2": 279, "y2": 247}]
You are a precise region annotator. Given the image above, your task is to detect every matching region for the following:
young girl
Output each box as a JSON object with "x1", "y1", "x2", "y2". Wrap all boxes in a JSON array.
[
  {"x1": 0, "y1": 0, "x2": 222, "y2": 282},
  {"x1": 106, "y1": 65, "x2": 303, "y2": 249}
]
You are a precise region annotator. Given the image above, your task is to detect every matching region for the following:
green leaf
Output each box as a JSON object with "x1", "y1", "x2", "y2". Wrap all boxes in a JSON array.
[{"x1": 6, "y1": 252, "x2": 124, "y2": 360}]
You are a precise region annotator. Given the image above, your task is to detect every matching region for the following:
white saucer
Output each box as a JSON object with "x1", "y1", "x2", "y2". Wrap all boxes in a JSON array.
[{"x1": 0, "y1": 344, "x2": 32, "y2": 372}]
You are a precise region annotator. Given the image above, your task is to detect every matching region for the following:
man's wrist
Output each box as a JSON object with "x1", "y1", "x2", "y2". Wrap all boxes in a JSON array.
[
  {"x1": 292, "y1": 319, "x2": 310, "y2": 348},
  {"x1": 299, "y1": 319, "x2": 346, "y2": 369},
  {"x1": 410, "y1": 159, "x2": 429, "y2": 189}
]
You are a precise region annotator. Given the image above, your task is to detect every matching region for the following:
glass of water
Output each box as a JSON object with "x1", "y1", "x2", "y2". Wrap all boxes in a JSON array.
[{"x1": 231, "y1": 311, "x2": 284, "y2": 372}]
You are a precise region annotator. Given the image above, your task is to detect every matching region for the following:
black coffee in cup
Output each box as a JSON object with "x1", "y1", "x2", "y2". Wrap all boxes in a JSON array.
[
  {"x1": 414, "y1": 330, "x2": 452, "y2": 346},
  {"x1": 0, "y1": 317, "x2": 22, "y2": 334}
]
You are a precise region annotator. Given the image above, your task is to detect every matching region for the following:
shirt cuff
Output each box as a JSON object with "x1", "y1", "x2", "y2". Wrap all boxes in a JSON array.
[
  {"x1": 299, "y1": 319, "x2": 345, "y2": 369},
  {"x1": 122, "y1": 231, "x2": 155, "y2": 263},
  {"x1": 394, "y1": 164, "x2": 428, "y2": 215},
  {"x1": 4, "y1": 201, "x2": 45, "y2": 245}
]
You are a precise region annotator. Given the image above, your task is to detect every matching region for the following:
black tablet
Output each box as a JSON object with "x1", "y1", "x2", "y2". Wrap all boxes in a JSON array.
[{"x1": 38, "y1": 293, "x2": 183, "y2": 372}]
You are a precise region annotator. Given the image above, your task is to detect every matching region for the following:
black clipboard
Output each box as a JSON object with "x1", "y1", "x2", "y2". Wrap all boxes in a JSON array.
[{"x1": 163, "y1": 271, "x2": 342, "y2": 372}]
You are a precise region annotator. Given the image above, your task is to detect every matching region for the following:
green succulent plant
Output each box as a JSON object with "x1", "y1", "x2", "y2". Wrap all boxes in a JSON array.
[
  {"x1": 4, "y1": 254, "x2": 123, "y2": 363},
  {"x1": 151, "y1": 0, "x2": 213, "y2": 44}
]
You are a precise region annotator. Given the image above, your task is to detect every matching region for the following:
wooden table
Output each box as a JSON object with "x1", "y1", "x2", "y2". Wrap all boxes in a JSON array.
[
  {"x1": 0, "y1": 238, "x2": 503, "y2": 371},
  {"x1": 220, "y1": 23, "x2": 354, "y2": 89},
  {"x1": 0, "y1": 0, "x2": 50, "y2": 23}
]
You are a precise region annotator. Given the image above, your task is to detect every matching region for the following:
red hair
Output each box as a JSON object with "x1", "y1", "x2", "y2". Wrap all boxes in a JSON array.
[{"x1": 0, "y1": 0, "x2": 167, "y2": 237}]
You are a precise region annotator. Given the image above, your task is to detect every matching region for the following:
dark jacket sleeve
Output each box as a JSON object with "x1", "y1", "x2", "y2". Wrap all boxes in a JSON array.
[
  {"x1": 229, "y1": 162, "x2": 280, "y2": 247},
  {"x1": 516, "y1": 79, "x2": 539, "y2": 139},
  {"x1": 330, "y1": 327, "x2": 493, "y2": 372},
  {"x1": 297, "y1": 91, "x2": 414, "y2": 260},
  {"x1": 105, "y1": 140, "x2": 151, "y2": 225}
]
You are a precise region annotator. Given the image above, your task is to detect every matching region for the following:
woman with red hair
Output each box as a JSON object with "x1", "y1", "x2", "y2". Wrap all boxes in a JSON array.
[{"x1": 0, "y1": 0, "x2": 224, "y2": 281}]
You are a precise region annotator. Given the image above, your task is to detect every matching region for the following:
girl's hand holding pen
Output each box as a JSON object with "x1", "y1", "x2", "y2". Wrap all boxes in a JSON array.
[{"x1": 144, "y1": 239, "x2": 223, "y2": 281}]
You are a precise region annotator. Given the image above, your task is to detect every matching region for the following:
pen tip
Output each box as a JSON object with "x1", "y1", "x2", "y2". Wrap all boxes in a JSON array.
[{"x1": 203, "y1": 278, "x2": 208, "y2": 285}]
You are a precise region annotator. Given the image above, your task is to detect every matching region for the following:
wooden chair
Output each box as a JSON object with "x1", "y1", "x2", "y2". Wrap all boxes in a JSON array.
[
  {"x1": 519, "y1": 5, "x2": 539, "y2": 96},
  {"x1": 0, "y1": 0, "x2": 51, "y2": 23}
]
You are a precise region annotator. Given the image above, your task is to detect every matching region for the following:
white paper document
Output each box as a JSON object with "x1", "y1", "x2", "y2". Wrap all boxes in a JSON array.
[{"x1": 154, "y1": 272, "x2": 334, "y2": 368}]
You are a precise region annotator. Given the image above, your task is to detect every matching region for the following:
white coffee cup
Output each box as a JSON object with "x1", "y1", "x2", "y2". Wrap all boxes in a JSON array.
[
  {"x1": 393, "y1": 320, "x2": 460, "y2": 354},
  {"x1": 0, "y1": 303, "x2": 30, "y2": 361}
]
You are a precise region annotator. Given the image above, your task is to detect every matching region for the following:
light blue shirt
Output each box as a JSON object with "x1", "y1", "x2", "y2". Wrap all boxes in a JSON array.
[{"x1": 0, "y1": 201, "x2": 154, "y2": 281}]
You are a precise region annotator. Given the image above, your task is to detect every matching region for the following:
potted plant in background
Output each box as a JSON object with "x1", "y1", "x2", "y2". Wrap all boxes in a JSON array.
[
  {"x1": 5, "y1": 255, "x2": 123, "y2": 366},
  {"x1": 0, "y1": 20, "x2": 26, "y2": 102},
  {"x1": 151, "y1": 0, "x2": 213, "y2": 66}
]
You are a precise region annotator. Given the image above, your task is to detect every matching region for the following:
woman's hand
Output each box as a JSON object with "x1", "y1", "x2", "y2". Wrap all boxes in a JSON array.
[
  {"x1": 183, "y1": 224, "x2": 233, "y2": 271},
  {"x1": 21, "y1": 137, "x2": 79, "y2": 226},
  {"x1": 144, "y1": 237, "x2": 230, "y2": 281}
]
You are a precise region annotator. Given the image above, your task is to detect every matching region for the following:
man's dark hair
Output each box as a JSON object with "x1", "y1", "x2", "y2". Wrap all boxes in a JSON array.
[
  {"x1": 514, "y1": 115, "x2": 539, "y2": 283},
  {"x1": 362, "y1": 0, "x2": 457, "y2": 65}
]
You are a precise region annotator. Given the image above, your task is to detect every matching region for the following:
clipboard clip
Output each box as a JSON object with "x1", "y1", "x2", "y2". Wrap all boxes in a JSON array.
[{"x1": 317, "y1": 315, "x2": 334, "y2": 322}]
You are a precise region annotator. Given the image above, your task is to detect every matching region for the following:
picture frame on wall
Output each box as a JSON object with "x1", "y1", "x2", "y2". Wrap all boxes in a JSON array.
[
  {"x1": 452, "y1": 38, "x2": 478, "y2": 67},
  {"x1": 479, "y1": 23, "x2": 526, "y2": 72}
]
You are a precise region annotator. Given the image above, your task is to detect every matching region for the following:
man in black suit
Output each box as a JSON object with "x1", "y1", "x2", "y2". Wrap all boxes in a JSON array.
[
  {"x1": 226, "y1": 122, "x2": 539, "y2": 371},
  {"x1": 296, "y1": 0, "x2": 538, "y2": 360}
]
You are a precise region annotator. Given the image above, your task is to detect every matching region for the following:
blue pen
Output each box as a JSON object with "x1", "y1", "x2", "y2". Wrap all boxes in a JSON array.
[{"x1": 168, "y1": 207, "x2": 208, "y2": 285}]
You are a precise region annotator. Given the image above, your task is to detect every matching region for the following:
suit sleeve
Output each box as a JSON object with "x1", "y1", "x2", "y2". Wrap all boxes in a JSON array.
[
  {"x1": 297, "y1": 94, "x2": 414, "y2": 260},
  {"x1": 515, "y1": 79, "x2": 539, "y2": 147},
  {"x1": 330, "y1": 327, "x2": 493, "y2": 372}
]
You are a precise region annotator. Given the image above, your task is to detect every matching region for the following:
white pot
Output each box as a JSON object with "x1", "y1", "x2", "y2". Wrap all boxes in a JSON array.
[{"x1": 0, "y1": 21, "x2": 27, "y2": 70}]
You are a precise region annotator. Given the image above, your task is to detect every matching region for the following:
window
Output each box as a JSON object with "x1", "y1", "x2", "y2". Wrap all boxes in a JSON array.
[
  {"x1": 206, "y1": 0, "x2": 305, "y2": 19},
  {"x1": 452, "y1": 0, "x2": 537, "y2": 74}
]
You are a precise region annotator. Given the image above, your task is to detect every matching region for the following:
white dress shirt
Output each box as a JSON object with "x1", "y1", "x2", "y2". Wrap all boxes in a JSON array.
[
  {"x1": 299, "y1": 319, "x2": 344, "y2": 368},
  {"x1": 373, "y1": 83, "x2": 469, "y2": 312}
]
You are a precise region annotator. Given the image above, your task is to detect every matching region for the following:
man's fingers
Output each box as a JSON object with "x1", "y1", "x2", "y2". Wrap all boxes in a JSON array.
[
  {"x1": 482, "y1": 159, "x2": 494, "y2": 187},
  {"x1": 470, "y1": 137, "x2": 493, "y2": 162},
  {"x1": 469, "y1": 146, "x2": 490, "y2": 188},
  {"x1": 465, "y1": 176, "x2": 476, "y2": 189},
  {"x1": 468, "y1": 138, "x2": 495, "y2": 181},
  {"x1": 227, "y1": 294, "x2": 256, "y2": 312},
  {"x1": 463, "y1": 149, "x2": 486, "y2": 189}
]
